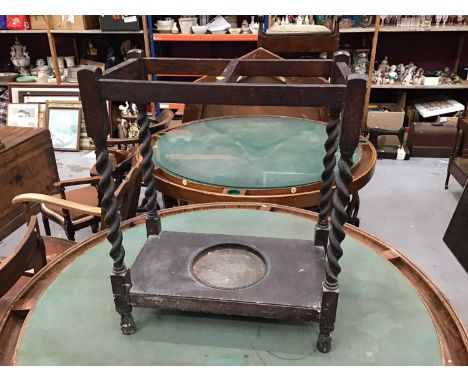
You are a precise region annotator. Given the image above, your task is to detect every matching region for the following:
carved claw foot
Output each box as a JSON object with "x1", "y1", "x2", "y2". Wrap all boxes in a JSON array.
[
  {"x1": 120, "y1": 313, "x2": 136, "y2": 335},
  {"x1": 316, "y1": 333, "x2": 332, "y2": 353}
]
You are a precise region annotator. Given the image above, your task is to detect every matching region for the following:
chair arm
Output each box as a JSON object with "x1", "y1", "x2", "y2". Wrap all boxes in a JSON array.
[
  {"x1": 107, "y1": 137, "x2": 141, "y2": 145},
  {"x1": 12, "y1": 193, "x2": 102, "y2": 217},
  {"x1": 54, "y1": 176, "x2": 101, "y2": 189}
]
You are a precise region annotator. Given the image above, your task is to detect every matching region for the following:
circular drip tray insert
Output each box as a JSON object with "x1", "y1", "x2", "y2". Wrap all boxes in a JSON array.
[{"x1": 192, "y1": 244, "x2": 267, "y2": 289}]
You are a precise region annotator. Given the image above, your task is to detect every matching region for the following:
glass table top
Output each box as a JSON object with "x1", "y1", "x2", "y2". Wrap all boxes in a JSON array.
[{"x1": 153, "y1": 116, "x2": 361, "y2": 189}]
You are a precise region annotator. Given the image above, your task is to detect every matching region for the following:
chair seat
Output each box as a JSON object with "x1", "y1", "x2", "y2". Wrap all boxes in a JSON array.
[
  {"x1": 0, "y1": 236, "x2": 74, "y2": 317},
  {"x1": 41, "y1": 186, "x2": 99, "y2": 224},
  {"x1": 42, "y1": 236, "x2": 75, "y2": 263}
]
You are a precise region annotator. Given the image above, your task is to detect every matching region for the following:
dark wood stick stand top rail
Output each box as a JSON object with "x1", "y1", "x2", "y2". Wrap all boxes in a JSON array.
[{"x1": 77, "y1": 48, "x2": 367, "y2": 353}]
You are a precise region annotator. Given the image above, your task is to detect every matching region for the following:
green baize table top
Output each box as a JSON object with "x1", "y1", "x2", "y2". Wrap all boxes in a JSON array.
[
  {"x1": 16, "y1": 208, "x2": 441, "y2": 365},
  {"x1": 154, "y1": 116, "x2": 361, "y2": 189}
]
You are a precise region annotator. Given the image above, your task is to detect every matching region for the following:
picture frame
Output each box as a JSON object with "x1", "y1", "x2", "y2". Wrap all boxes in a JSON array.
[
  {"x1": 10, "y1": 85, "x2": 81, "y2": 128},
  {"x1": 45, "y1": 101, "x2": 82, "y2": 151},
  {"x1": 7, "y1": 103, "x2": 40, "y2": 128}
]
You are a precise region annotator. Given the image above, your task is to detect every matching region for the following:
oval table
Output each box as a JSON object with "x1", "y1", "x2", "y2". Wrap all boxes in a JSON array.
[
  {"x1": 153, "y1": 116, "x2": 377, "y2": 222},
  {"x1": 1, "y1": 203, "x2": 466, "y2": 366}
]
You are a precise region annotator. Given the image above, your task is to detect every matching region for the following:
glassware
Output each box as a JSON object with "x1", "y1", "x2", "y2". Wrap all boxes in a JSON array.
[
  {"x1": 435, "y1": 15, "x2": 442, "y2": 27},
  {"x1": 442, "y1": 15, "x2": 448, "y2": 26},
  {"x1": 396, "y1": 15, "x2": 402, "y2": 28},
  {"x1": 423, "y1": 15, "x2": 432, "y2": 28}
]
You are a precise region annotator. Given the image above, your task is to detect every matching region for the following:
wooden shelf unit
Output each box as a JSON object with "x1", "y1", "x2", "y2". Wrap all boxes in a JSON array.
[{"x1": 3, "y1": 16, "x2": 467, "y2": 118}]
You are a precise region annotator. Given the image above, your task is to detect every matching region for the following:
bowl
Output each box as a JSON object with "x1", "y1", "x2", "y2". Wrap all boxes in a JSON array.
[
  {"x1": 192, "y1": 25, "x2": 207, "y2": 34},
  {"x1": 156, "y1": 19, "x2": 173, "y2": 28},
  {"x1": 229, "y1": 28, "x2": 241, "y2": 34},
  {"x1": 0, "y1": 72, "x2": 19, "y2": 83},
  {"x1": 211, "y1": 29, "x2": 228, "y2": 35}
]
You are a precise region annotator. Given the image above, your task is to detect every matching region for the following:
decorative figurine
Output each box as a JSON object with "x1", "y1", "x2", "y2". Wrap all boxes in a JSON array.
[
  {"x1": 285, "y1": 15, "x2": 290, "y2": 25},
  {"x1": 296, "y1": 15, "x2": 303, "y2": 25},
  {"x1": 413, "y1": 68, "x2": 425, "y2": 85},
  {"x1": 171, "y1": 22, "x2": 179, "y2": 34},
  {"x1": 388, "y1": 65, "x2": 398, "y2": 84},
  {"x1": 397, "y1": 63, "x2": 406, "y2": 81},
  {"x1": 249, "y1": 16, "x2": 259, "y2": 35},
  {"x1": 457, "y1": 15, "x2": 465, "y2": 26},
  {"x1": 402, "y1": 63, "x2": 416, "y2": 85},
  {"x1": 304, "y1": 15, "x2": 310, "y2": 25},
  {"x1": 241, "y1": 19, "x2": 250, "y2": 34},
  {"x1": 117, "y1": 118, "x2": 129, "y2": 139},
  {"x1": 435, "y1": 15, "x2": 442, "y2": 27},
  {"x1": 273, "y1": 16, "x2": 281, "y2": 26},
  {"x1": 10, "y1": 38, "x2": 30, "y2": 76},
  {"x1": 378, "y1": 56, "x2": 390, "y2": 73},
  {"x1": 442, "y1": 15, "x2": 449, "y2": 27}
]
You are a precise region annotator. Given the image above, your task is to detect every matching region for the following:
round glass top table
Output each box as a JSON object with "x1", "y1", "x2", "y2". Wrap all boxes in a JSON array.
[
  {"x1": 2, "y1": 203, "x2": 466, "y2": 366},
  {"x1": 152, "y1": 116, "x2": 377, "y2": 210}
]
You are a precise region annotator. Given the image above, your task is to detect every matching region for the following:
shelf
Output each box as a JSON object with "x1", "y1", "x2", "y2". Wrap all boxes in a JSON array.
[
  {"x1": 1, "y1": 81, "x2": 78, "y2": 87},
  {"x1": 51, "y1": 29, "x2": 144, "y2": 34},
  {"x1": 372, "y1": 79, "x2": 468, "y2": 90},
  {"x1": 340, "y1": 27, "x2": 375, "y2": 33},
  {"x1": 379, "y1": 25, "x2": 468, "y2": 33},
  {"x1": 0, "y1": 29, "x2": 47, "y2": 34},
  {"x1": 0, "y1": 29, "x2": 144, "y2": 34},
  {"x1": 153, "y1": 34, "x2": 258, "y2": 42}
]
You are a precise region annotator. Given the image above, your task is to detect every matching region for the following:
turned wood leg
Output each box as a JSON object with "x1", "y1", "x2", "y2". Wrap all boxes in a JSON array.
[
  {"x1": 42, "y1": 215, "x2": 51, "y2": 236},
  {"x1": 111, "y1": 270, "x2": 136, "y2": 335},
  {"x1": 64, "y1": 222, "x2": 75, "y2": 241},
  {"x1": 445, "y1": 168, "x2": 451, "y2": 190},
  {"x1": 346, "y1": 192, "x2": 360, "y2": 227},
  {"x1": 162, "y1": 194, "x2": 177, "y2": 209},
  {"x1": 317, "y1": 288, "x2": 339, "y2": 353}
]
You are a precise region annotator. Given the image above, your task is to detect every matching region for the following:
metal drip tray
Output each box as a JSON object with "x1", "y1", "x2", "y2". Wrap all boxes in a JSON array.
[
  {"x1": 129, "y1": 231, "x2": 326, "y2": 320},
  {"x1": 191, "y1": 244, "x2": 267, "y2": 290}
]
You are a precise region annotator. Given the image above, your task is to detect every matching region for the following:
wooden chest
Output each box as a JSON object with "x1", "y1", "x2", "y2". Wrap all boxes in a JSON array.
[{"x1": 0, "y1": 126, "x2": 59, "y2": 241}]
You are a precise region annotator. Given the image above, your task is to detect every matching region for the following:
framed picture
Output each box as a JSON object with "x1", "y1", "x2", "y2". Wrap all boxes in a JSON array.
[
  {"x1": 45, "y1": 101, "x2": 82, "y2": 151},
  {"x1": 9, "y1": 85, "x2": 81, "y2": 104},
  {"x1": 7, "y1": 103, "x2": 40, "y2": 128},
  {"x1": 10, "y1": 85, "x2": 81, "y2": 128}
]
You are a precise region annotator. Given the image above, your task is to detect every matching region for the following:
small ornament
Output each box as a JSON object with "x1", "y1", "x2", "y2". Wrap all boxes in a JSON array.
[
  {"x1": 171, "y1": 23, "x2": 179, "y2": 34},
  {"x1": 378, "y1": 56, "x2": 390, "y2": 73},
  {"x1": 241, "y1": 19, "x2": 250, "y2": 34},
  {"x1": 388, "y1": 65, "x2": 398, "y2": 84}
]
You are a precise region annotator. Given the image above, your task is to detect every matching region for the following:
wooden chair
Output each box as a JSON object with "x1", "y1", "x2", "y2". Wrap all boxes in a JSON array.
[
  {"x1": 37, "y1": 151, "x2": 143, "y2": 241},
  {"x1": 445, "y1": 117, "x2": 468, "y2": 189},
  {"x1": 0, "y1": 215, "x2": 74, "y2": 315}
]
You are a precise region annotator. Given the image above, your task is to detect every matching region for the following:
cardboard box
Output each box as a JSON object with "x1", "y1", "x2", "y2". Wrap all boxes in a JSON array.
[
  {"x1": 50, "y1": 15, "x2": 99, "y2": 30},
  {"x1": 99, "y1": 15, "x2": 141, "y2": 31},
  {"x1": 30, "y1": 15, "x2": 48, "y2": 30},
  {"x1": 367, "y1": 101, "x2": 405, "y2": 147}
]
